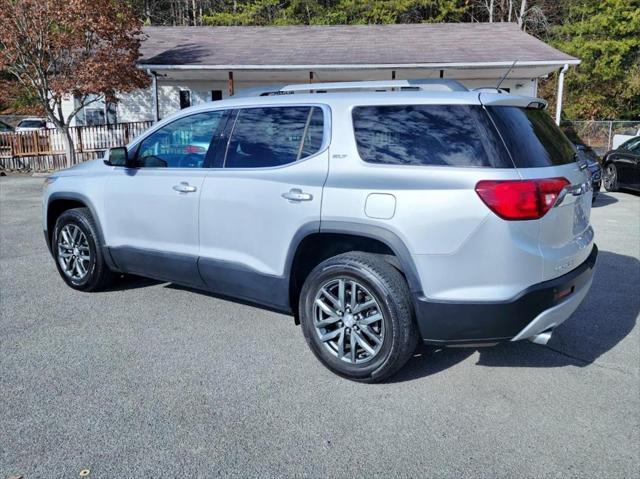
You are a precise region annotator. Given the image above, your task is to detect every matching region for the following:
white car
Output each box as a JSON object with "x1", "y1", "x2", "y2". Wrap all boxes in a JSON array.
[
  {"x1": 15, "y1": 117, "x2": 52, "y2": 133},
  {"x1": 43, "y1": 80, "x2": 597, "y2": 382}
]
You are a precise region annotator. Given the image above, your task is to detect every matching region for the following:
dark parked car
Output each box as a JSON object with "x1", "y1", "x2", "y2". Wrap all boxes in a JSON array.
[{"x1": 602, "y1": 136, "x2": 640, "y2": 193}]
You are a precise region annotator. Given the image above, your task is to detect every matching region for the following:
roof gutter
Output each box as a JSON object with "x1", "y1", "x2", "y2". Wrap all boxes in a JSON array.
[{"x1": 136, "y1": 60, "x2": 581, "y2": 71}]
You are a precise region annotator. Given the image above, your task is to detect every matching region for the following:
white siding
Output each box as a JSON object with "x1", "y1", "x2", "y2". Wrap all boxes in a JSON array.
[
  {"x1": 60, "y1": 95, "x2": 77, "y2": 126},
  {"x1": 61, "y1": 74, "x2": 538, "y2": 126}
]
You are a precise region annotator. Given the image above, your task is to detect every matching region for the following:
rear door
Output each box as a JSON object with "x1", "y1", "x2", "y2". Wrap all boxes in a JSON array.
[
  {"x1": 197, "y1": 104, "x2": 329, "y2": 309},
  {"x1": 486, "y1": 104, "x2": 594, "y2": 281}
]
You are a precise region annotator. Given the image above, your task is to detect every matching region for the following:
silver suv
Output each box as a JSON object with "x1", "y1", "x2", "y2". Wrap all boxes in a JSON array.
[{"x1": 43, "y1": 80, "x2": 597, "y2": 382}]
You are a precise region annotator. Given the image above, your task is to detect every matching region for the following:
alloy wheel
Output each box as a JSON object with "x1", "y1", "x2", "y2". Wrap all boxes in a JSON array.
[
  {"x1": 57, "y1": 224, "x2": 91, "y2": 281},
  {"x1": 313, "y1": 278, "x2": 385, "y2": 364},
  {"x1": 603, "y1": 164, "x2": 616, "y2": 190}
]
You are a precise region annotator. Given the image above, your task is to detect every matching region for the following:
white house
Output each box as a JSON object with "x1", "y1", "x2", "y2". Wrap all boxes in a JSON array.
[{"x1": 63, "y1": 23, "x2": 579, "y2": 126}]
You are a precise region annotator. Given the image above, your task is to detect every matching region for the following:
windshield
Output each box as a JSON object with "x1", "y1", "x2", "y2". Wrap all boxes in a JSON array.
[
  {"x1": 620, "y1": 136, "x2": 640, "y2": 152},
  {"x1": 18, "y1": 120, "x2": 46, "y2": 128}
]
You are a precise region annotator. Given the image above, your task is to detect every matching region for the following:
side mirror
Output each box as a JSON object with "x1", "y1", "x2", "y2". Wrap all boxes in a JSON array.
[{"x1": 105, "y1": 147, "x2": 129, "y2": 167}]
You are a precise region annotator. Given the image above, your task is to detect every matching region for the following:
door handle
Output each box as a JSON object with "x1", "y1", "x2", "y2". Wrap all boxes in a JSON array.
[
  {"x1": 173, "y1": 182, "x2": 197, "y2": 193},
  {"x1": 282, "y1": 188, "x2": 313, "y2": 202}
]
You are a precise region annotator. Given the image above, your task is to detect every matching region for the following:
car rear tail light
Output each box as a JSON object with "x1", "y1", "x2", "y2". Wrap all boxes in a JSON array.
[{"x1": 475, "y1": 177, "x2": 570, "y2": 220}]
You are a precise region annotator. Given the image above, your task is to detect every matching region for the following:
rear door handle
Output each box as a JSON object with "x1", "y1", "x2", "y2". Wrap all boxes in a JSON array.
[
  {"x1": 282, "y1": 188, "x2": 313, "y2": 202},
  {"x1": 173, "y1": 182, "x2": 197, "y2": 193}
]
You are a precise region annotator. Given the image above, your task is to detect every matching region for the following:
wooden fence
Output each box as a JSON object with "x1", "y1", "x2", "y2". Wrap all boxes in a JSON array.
[{"x1": 0, "y1": 120, "x2": 153, "y2": 171}]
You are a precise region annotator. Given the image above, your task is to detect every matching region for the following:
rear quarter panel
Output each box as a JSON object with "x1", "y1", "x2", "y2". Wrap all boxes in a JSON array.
[{"x1": 322, "y1": 102, "x2": 546, "y2": 302}]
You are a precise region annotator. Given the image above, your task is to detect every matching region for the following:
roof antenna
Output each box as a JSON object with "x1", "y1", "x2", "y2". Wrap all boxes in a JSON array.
[{"x1": 496, "y1": 60, "x2": 518, "y2": 91}]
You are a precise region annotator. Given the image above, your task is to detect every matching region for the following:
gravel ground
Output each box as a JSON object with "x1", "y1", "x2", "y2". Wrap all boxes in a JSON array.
[{"x1": 1, "y1": 175, "x2": 639, "y2": 479}]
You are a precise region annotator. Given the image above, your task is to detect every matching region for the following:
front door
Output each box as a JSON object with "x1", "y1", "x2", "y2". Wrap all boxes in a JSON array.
[
  {"x1": 198, "y1": 105, "x2": 329, "y2": 310},
  {"x1": 103, "y1": 109, "x2": 226, "y2": 286}
]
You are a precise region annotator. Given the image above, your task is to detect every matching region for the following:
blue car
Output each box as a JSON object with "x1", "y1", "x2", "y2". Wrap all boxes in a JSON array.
[{"x1": 575, "y1": 144, "x2": 601, "y2": 203}]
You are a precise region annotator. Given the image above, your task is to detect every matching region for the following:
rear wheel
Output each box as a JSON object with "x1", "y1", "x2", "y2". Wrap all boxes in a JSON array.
[
  {"x1": 603, "y1": 163, "x2": 619, "y2": 192},
  {"x1": 52, "y1": 208, "x2": 115, "y2": 291},
  {"x1": 299, "y1": 252, "x2": 418, "y2": 382}
]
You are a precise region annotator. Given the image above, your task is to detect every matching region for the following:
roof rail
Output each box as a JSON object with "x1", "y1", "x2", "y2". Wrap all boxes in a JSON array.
[
  {"x1": 264, "y1": 79, "x2": 468, "y2": 95},
  {"x1": 472, "y1": 87, "x2": 509, "y2": 94}
]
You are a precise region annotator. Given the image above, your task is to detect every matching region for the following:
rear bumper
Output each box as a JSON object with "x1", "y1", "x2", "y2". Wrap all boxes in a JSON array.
[{"x1": 414, "y1": 244, "x2": 598, "y2": 345}]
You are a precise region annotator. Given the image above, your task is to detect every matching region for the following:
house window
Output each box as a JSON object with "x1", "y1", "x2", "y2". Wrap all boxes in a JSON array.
[
  {"x1": 211, "y1": 90, "x2": 223, "y2": 101},
  {"x1": 84, "y1": 108, "x2": 105, "y2": 126},
  {"x1": 179, "y1": 90, "x2": 191, "y2": 109}
]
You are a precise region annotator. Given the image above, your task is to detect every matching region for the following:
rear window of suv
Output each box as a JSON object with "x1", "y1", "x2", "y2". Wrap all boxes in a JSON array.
[
  {"x1": 486, "y1": 106, "x2": 576, "y2": 167},
  {"x1": 17, "y1": 120, "x2": 46, "y2": 128},
  {"x1": 351, "y1": 105, "x2": 513, "y2": 168}
]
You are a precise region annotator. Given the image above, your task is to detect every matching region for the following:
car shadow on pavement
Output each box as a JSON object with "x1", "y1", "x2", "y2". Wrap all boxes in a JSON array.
[
  {"x1": 591, "y1": 193, "x2": 618, "y2": 208},
  {"x1": 390, "y1": 250, "x2": 639, "y2": 383},
  {"x1": 103, "y1": 274, "x2": 163, "y2": 291}
]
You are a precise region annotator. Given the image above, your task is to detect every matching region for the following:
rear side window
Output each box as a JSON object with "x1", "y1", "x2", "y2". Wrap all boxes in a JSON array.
[
  {"x1": 351, "y1": 105, "x2": 512, "y2": 168},
  {"x1": 224, "y1": 106, "x2": 324, "y2": 168},
  {"x1": 487, "y1": 107, "x2": 576, "y2": 167}
]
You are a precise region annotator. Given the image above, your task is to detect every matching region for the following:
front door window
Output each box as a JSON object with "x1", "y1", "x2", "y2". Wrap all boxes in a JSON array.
[{"x1": 135, "y1": 110, "x2": 224, "y2": 168}]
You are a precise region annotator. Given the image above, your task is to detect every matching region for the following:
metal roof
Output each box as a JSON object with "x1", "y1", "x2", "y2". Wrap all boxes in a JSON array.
[{"x1": 139, "y1": 23, "x2": 579, "y2": 70}]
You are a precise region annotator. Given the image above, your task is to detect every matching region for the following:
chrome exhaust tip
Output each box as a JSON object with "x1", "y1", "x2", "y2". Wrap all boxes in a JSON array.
[{"x1": 529, "y1": 330, "x2": 553, "y2": 345}]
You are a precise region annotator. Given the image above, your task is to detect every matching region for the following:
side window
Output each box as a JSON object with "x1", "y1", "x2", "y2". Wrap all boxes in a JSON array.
[
  {"x1": 135, "y1": 111, "x2": 224, "y2": 168},
  {"x1": 352, "y1": 105, "x2": 512, "y2": 168},
  {"x1": 224, "y1": 106, "x2": 324, "y2": 168}
]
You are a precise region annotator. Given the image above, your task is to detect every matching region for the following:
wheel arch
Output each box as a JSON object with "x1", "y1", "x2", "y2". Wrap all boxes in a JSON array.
[
  {"x1": 287, "y1": 221, "x2": 422, "y2": 323},
  {"x1": 46, "y1": 192, "x2": 117, "y2": 270},
  {"x1": 601, "y1": 154, "x2": 614, "y2": 167}
]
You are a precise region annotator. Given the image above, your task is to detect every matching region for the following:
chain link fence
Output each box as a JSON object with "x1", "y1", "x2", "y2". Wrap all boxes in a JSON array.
[{"x1": 561, "y1": 120, "x2": 640, "y2": 157}]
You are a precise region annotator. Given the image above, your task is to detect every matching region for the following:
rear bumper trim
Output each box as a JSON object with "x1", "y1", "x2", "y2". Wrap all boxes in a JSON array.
[
  {"x1": 415, "y1": 244, "x2": 598, "y2": 344},
  {"x1": 511, "y1": 276, "x2": 593, "y2": 341}
]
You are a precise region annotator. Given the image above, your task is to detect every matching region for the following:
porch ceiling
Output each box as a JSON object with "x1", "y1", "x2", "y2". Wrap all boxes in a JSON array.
[{"x1": 151, "y1": 65, "x2": 562, "y2": 83}]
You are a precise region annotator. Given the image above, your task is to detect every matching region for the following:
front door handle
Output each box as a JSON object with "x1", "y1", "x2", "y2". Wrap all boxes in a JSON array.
[
  {"x1": 282, "y1": 188, "x2": 313, "y2": 202},
  {"x1": 173, "y1": 182, "x2": 197, "y2": 193}
]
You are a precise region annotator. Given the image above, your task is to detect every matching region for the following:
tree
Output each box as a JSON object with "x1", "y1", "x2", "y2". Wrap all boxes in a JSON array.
[
  {"x1": 0, "y1": 73, "x2": 43, "y2": 115},
  {"x1": 201, "y1": 0, "x2": 467, "y2": 26},
  {"x1": 0, "y1": 0, "x2": 149, "y2": 164},
  {"x1": 541, "y1": 0, "x2": 640, "y2": 120}
]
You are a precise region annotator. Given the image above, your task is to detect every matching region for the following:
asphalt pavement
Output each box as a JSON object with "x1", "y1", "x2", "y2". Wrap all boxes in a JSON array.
[{"x1": 1, "y1": 175, "x2": 639, "y2": 478}]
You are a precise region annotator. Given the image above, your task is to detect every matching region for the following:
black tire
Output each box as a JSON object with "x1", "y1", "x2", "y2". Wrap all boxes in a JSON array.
[
  {"x1": 603, "y1": 163, "x2": 619, "y2": 192},
  {"x1": 299, "y1": 252, "x2": 418, "y2": 383},
  {"x1": 52, "y1": 207, "x2": 115, "y2": 291}
]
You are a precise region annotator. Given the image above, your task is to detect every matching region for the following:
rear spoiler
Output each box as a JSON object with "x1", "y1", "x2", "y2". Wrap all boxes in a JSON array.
[{"x1": 478, "y1": 92, "x2": 548, "y2": 110}]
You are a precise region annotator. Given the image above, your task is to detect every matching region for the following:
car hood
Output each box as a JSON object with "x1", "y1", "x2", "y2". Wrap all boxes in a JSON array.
[{"x1": 54, "y1": 158, "x2": 107, "y2": 177}]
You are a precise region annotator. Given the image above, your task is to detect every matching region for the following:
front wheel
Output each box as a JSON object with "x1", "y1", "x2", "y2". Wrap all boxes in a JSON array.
[
  {"x1": 299, "y1": 252, "x2": 418, "y2": 383},
  {"x1": 52, "y1": 208, "x2": 115, "y2": 291},
  {"x1": 603, "y1": 163, "x2": 619, "y2": 192}
]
